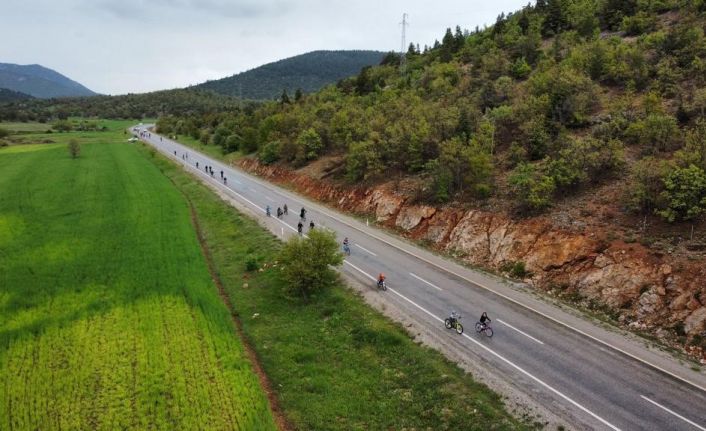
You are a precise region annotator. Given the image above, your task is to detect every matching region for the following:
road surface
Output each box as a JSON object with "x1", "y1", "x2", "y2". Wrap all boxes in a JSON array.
[{"x1": 137, "y1": 127, "x2": 706, "y2": 431}]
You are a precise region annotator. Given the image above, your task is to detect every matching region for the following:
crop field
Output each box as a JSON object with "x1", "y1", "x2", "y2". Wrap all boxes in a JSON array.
[{"x1": 0, "y1": 134, "x2": 276, "y2": 430}]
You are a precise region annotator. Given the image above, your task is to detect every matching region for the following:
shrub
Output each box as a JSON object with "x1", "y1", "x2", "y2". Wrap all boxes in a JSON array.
[
  {"x1": 278, "y1": 229, "x2": 343, "y2": 300},
  {"x1": 624, "y1": 114, "x2": 680, "y2": 154},
  {"x1": 259, "y1": 140, "x2": 281, "y2": 165},
  {"x1": 0, "y1": 127, "x2": 9, "y2": 138},
  {"x1": 509, "y1": 261, "x2": 528, "y2": 279},
  {"x1": 245, "y1": 256, "x2": 259, "y2": 272},
  {"x1": 508, "y1": 162, "x2": 556, "y2": 211},
  {"x1": 626, "y1": 156, "x2": 669, "y2": 214},
  {"x1": 68, "y1": 139, "x2": 80, "y2": 159},
  {"x1": 621, "y1": 12, "x2": 657, "y2": 36},
  {"x1": 657, "y1": 165, "x2": 706, "y2": 223}
]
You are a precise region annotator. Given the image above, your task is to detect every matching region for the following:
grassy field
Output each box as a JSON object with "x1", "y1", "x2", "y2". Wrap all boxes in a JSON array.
[
  {"x1": 143, "y1": 143, "x2": 536, "y2": 430},
  {"x1": 164, "y1": 133, "x2": 242, "y2": 164},
  {"x1": 0, "y1": 132, "x2": 276, "y2": 429}
]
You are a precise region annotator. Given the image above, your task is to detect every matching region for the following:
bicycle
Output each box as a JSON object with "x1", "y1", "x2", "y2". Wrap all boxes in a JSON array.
[
  {"x1": 475, "y1": 321, "x2": 493, "y2": 338},
  {"x1": 376, "y1": 279, "x2": 387, "y2": 291},
  {"x1": 342, "y1": 244, "x2": 351, "y2": 256},
  {"x1": 444, "y1": 311, "x2": 463, "y2": 334}
]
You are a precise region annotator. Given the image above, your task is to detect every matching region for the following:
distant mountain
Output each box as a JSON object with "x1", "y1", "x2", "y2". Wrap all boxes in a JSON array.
[
  {"x1": 0, "y1": 88, "x2": 33, "y2": 103},
  {"x1": 195, "y1": 50, "x2": 386, "y2": 100},
  {"x1": 0, "y1": 63, "x2": 96, "y2": 99}
]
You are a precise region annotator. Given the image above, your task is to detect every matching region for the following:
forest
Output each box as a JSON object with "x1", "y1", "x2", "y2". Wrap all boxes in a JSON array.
[{"x1": 157, "y1": 0, "x2": 706, "y2": 225}]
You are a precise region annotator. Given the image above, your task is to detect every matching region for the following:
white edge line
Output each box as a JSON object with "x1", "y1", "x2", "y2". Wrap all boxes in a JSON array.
[
  {"x1": 143, "y1": 128, "x2": 706, "y2": 394},
  {"x1": 354, "y1": 243, "x2": 377, "y2": 256},
  {"x1": 344, "y1": 260, "x2": 619, "y2": 431},
  {"x1": 641, "y1": 395, "x2": 706, "y2": 431},
  {"x1": 409, "y1": 272, "x2": 443, "y2": 291},
  {"x1": 497, "y1": 319, "x2": 544, "y2": 345}
]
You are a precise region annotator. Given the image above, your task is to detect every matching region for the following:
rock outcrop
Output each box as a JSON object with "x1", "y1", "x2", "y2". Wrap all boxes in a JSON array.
[{"x1": 237, "y1": 158, "x2": 706, "y2": 359}]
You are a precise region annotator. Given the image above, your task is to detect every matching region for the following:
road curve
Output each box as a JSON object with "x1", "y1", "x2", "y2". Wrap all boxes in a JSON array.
[{"x1": 137, "y1": 126, "x2": 706, "y2": 431}]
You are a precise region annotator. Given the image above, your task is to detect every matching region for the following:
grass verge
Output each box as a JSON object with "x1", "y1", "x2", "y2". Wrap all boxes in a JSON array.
[{"x1": 141, "y1": 142, "x2": 534, "y2": 430}]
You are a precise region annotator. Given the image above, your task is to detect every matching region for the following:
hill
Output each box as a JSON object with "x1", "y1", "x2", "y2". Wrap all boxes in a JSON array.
[
  {"x1": 195, "y1": 50, "x2": 386, "y2": 100},
  {"x1": 0, "y1": 88, "x2": 33, "y2": 103},
  {"x1": 157, "y1": 0, "x2": 706, "y2": 355},
  {"x1": 0, "y1": 63, "x2": 96, "y2": 98}
]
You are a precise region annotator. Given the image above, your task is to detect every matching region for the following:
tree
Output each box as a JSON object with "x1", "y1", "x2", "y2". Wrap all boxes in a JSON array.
[
  {"x1": 295, "y1": 127, "x2": 323, "y2": 163},
  {"x1": 68, "y1": 139, "x2": 80, "y2": 159},
  {"x1": 280, "y1": 89, "x2": 291, "y2": 104},
  {"x1": 676, "y1": 120, "x2": 706, "y2": 171},
  {"x1": 508, "y1": 162, "x2": 556, "y2": 211},
  {"x1": 657, "y1": 165, "x2": 706, "y2": 223},
  {"x1": 279, "y1": 229, "x2": 343, "y2": 300},
  {"x1": 294, "y1": 88, "x2": 303, "y2": 102},
  {"x1": 543, "y1": 0, "x2": 569, "y2": 37}
]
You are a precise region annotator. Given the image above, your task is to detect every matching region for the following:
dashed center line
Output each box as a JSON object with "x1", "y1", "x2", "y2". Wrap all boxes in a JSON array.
[
  {"x1": 641, "y1": 396, "x2": 706, "y2": 431},
  {"x1": 409, "y1": 272, "x2": 443, "y2": 291},
  {"x1": 497, "y1": 319, "x2": 544, "y2": 345},
  {"x1": 355, "y1": 243, "x2": 377, "y2": 256}
]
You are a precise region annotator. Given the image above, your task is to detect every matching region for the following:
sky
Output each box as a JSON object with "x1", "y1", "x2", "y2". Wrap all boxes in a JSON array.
[{"x1": 1, "y1": 0, "x2": 530, "y2": 95}]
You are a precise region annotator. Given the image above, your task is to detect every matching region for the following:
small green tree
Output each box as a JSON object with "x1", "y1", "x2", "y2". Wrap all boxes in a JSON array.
[
  {"x1": 279, "y1": 229, "x2": 343, "y2": 300},
  {"x1": 657, "y1": 165, "x2": 706, "y2": 223},
  {"x1": 68, "y1": 139, "x2": 80, "y2": 159},
  {"x1": 295, "y1": 127, "x2": 323, "y2": 163},
  {"x1": 508, "y1": 162, "x2": 556, "y2": 211},
  {"x1": 0, "y1": 127, "x2": 9, "y2": 138}
]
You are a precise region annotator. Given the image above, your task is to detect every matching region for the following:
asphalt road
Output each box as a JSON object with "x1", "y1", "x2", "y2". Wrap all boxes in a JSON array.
[{"x1": 137, "y1": 126, "x2": 706, "y2": 431}]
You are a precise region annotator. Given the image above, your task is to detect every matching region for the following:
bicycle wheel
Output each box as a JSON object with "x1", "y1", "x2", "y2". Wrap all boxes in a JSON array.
[
  {"x1": 484, "y1": 327, "x2": 493, "y2": 338},
  {"x1": 381, "y1": 282, "x2": 387, "y2": 291},
  {"x1": 444, "y1": 318, "x2": 452, "y2": 329},
  {"x1": 455, "y1": 323, "x2": 464, "y2": 335},
  {"x1": 475, "y1": 322, "x2": 483, "y2": 333}
]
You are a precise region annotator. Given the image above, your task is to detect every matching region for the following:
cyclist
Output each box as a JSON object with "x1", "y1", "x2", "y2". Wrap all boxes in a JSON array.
[
  {"x1": 300, "y1": 207, "x2": 306, "y2": 220},
  {"x1": 297, "y1": 221, "x2": 303, "y2": 235},
  {"x1": 266, "y1": 205, "x2": 271, "y2": 217},
  {"x1": 342, "y1": 237, "x2": 351, "y2": 255},
  {"x1": 309, "y1": 220, "x2": 315, "y2": 230},
  {"x1": 283, "y1": 204, "x2": 288, "y2": 215},
  {"x1": 478, "y1": 312, "x2": 491, "y2": 329},
  {"x1": 276, "y1": 207, "x2": 283, "y2": 218},
  {"x1": 377, "y1": 273, "x2": 386, "y2": 289}
]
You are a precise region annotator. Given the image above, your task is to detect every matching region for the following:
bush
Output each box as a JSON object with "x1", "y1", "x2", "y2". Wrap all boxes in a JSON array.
[
  {"x1": 509, "y1": 261, "x2": 528, "y2": 279},
  {"x1": 508, "y1": 162, "x2": 556, "y2": 211},
  {"x1": 657, "y1": 165, "x2": 706, "y2": 223},
  {"x1": 621, "y1": 12, "x2": 657, "y2": 36},
  {"x1": 624, "y1": 114, "x2": 680, "y2": 154},
  {"x1": 68, "y1": 139, "x2": 81, "y2": 159},
  {"x1": 258, "y1": 140, "x2": 282, "y2": 165},
  {"x1": 278, "y1": 229, "x2": 343, "y2": 300},
  {"x1": 245, "y1": 256, "x2": 259, "y2": 272},
  {"x1": 0, "y1": 127, "x2": 9, "y2": 138},
  {"x1": 626, "y1": 156, "x2": 669, "y2": 214}
]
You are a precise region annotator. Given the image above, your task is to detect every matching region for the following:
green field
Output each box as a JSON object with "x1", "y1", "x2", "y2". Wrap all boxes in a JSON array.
[
  {"x1": 0, "y1": 136, "x2": 276, "y2": 429},
  {"x1": 145, "y1": 144, "x2": 534, "y2": 430}
]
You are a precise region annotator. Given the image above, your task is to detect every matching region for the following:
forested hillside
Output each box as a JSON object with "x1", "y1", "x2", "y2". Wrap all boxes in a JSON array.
[
  {"x1": 0, "y1": 63, "x2": 96, "y2": 98},
  {"x1": 158, "y1": 0, "x2": 706, "y2": 231},
  {"x1": 195, "y1": 50, "x2": 385, "y2": 100},
  {"x1": 0, "y1": 88, "x2": 32, "y2": 103},
  {"x1": 0, "y1": 88, "x2": 243, "y2": 122}
]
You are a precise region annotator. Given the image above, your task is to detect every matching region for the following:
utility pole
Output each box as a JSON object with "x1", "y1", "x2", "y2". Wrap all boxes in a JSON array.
[{"x1": 400, "y1": 13, "x2": 409, "y2": 74}]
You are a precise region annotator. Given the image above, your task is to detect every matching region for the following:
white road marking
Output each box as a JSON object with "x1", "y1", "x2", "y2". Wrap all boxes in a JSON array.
[
  {"x1": 342, "y1": 260, "x2": 620, "y2": 431},
  {"x1": 265, "y1": 196, "x2": 275, "y2": 202},
  {"x1": 409, "y1": 272, "x2": 443, "y2": 291},
  {"x1": 496, "y1": 319, "x2": 544, "y2": 345},
  {"x1": 355, "y1": 243, "x2": 377, "y2": 256},
  {"x1": 249, "y1": 187, "x2": 258, "y2": 193},
  {"x1": 641, "y1": 396, "x2": 706, "y2": 431}
]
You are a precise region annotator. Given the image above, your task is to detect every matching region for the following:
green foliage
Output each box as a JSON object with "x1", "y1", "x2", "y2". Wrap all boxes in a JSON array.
[
  {"x1": 426, "y1": 137, "x2": 494, "y2": 201},
  {"x1": 676, "y1": 120, "x2": 706, "y2": 171},
  {"x1": 295, "y1": 127, "x2": 323, "y2": 163},
  {"x1": 346, "y1": 140, "x2": 384, "y2": 182},
  {"x1": 67, "y1": 138, "x2": 80, "y2": 158},
  {"x1": 53, "y1": 119, "x2": 72, "y2": 132},
  {"x1": 278, "y1": 229, "x2": 343, "y2": 299},
  {"x1": 0, "y1": 127, "x2": 8, "y2": 138},
  {"x1": 657, "y1": 164, "x2": 706, "y2": 222},
  {"x1": 624, "y1": 114, "x2": 680, "y2": 154},
  {"x1": 509, "y1": 162, "x2": 556, "y2": 211},
  {"x1": 626, "y1": 156, "x2": 669, "y2": 214},
  {"x1": 622, "y1": 11, "x2": 657, "y2": 36},
  {"x1": 259, "y1": 140, "x2": 282, "y2": 165},
  {"x1": 196, "y1": 50, "x2": 385, "y2": 100},
  {"x1": 510, "y1": 57, "x2": 532, "y2": 79}
]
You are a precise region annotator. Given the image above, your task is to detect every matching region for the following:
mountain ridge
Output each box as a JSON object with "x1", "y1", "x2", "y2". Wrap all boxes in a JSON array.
[
  {"x1": 0, "y1": 63, "x2": 96, "y2": 99},
  {"x1": 194, "y1": 50, "x2": 386, "y2": 100}
]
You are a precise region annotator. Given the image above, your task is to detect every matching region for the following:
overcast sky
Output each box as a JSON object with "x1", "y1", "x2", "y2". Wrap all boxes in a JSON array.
[{"x1": 1, "y1": 0, "x2": 530, "y2": 95}]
